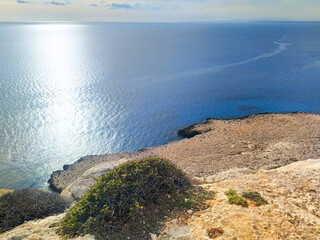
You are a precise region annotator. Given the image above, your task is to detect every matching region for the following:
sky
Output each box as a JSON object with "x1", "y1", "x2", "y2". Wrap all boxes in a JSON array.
[{"x1": 0, "y1": 0, "x2": 320, "y2": 22}]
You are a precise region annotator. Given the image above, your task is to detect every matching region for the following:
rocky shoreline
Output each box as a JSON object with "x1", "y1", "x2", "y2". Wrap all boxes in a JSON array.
[
  {"x1": 48, "y1": 151, "x2": 158, "y2": 193},
  {"x1": 49, "y1": 112, "x2": 320, "y2": 198},
  {"x1": 2, "y1": 112, "x2": 320, "y2": 239}
]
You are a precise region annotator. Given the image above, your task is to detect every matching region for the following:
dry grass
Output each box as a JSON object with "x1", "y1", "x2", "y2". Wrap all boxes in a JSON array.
[{"x1": 0, "y1": 188, "x2": 69, "y2": 233}]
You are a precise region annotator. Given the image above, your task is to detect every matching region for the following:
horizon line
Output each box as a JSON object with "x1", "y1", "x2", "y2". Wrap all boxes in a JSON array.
[{"x1": 1, "y1": 19, "x2": 320, "y2": 24}]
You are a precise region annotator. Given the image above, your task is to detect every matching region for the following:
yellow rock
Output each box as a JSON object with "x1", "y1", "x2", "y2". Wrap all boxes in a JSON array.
[
  {"x1": 0, "y1": 213, "x2": 94, "y2": 240},
  {"x1": 0, "y1": 189, "x2": 13, "y2": 198},
  {"x1": 158, "y1": 159, "x2": 320, "y2": 240}
]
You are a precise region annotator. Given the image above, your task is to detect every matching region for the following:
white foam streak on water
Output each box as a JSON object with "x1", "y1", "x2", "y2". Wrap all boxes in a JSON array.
[
  {"x1": 303, "y1": 60, "x2": 320, "y2": 69},
  {"x1": 139, "y1": 36, "x2": 291, "y2": 85}
]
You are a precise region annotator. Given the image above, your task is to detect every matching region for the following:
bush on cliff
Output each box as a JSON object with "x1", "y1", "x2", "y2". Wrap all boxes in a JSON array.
[
  {"x1": 58, "y1": 157, "x2": 212, "y2": 239},
  {"x1": 242, "y1": 191, "x2": 268, "y2": 206},
  {"x1": 0, "y1": 188, "x2": 69, "y2": 233}
]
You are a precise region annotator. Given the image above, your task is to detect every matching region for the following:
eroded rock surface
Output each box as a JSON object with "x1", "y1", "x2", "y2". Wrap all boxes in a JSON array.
[
  {"x1": 0, "y1": 214, "x2": 94, "y2": 240},
  {"x1": 61, "y1": 158, "x2": 128, "y2": 200},
  {"x1": 154, "y1": 112, "x2": 320, "y2": 178},
  {"x1": 49, "y1": 151, "x2": 156, "y2": 193},
  {"x1": 158, "y1": 159, "x2": 320, "y2": 240}
]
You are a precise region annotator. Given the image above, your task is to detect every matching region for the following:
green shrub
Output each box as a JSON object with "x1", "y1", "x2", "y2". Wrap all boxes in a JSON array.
[
  {"x1": 225, "y1": 189, "x2": 268, "y2": 207},
  {"x1": 225, "y1": 189, "x2": 248, "y2": 207},
  {"x1": 245, "y1": 170, "x2": 257, "y2": 175},
  {"x1": 58, "y1": 157, "x2": 192, "y2": 239},
  {"x1": 266, "y1": 165, "x2": 281, "y2": 170},
  {"x1": 0, "y1": 188, "x2": 69, "y2": 233},
  {"x1": 242, "y1": 191, "x2": 268, "y2": 206},
  {"x1": 225, "y1": 189, "x2": 237, "y2": 196},
  {"x1": 227, "y1": 194, "x2": 248, "y2": 207},
  {"x1": 182, "y1": 188, "x2": 215, "y2": 210}
]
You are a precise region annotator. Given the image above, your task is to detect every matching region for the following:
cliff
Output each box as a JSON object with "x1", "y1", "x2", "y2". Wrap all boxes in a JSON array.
[
  {"x1": 1, "y1": 159, "x2": 319, "y2": 239},
  {"x1": 50, "y1": 112, "x2": 320, "y2": 200}
]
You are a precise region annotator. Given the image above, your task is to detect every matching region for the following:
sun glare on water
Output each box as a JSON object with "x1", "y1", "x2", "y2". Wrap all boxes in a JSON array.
[{"x1": 29, "y1": 24, "x2": 90, "y2": 157}]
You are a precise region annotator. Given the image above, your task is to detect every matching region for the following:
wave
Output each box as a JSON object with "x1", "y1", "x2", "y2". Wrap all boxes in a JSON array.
[
  {"x1": 303, "y1": 60, "x2": 320, "y2": 69},
  {"x1": 140, "y1": 36, "x2": 291, "y2": 84},
  {"x1": 175, "y1": 35, "x2": 291, "y2": 77}
]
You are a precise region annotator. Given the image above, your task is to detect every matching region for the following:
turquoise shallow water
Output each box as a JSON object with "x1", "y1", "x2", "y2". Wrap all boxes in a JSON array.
[{"x1": 1, "y1": 22, "x2": 320, "y2": 189}]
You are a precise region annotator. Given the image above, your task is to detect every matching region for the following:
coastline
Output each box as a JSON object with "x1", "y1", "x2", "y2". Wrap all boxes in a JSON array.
[
  {"x1": 48, "y1": 111, "x2": 320, "y2": 194},
  {"x1": 2, "y1": 111, "x2": 320, "y2": 239}
]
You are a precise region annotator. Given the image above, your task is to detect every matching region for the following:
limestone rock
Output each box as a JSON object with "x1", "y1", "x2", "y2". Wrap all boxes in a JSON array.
[
  {"x1": 158, "y1": 159, "x2": 320, "y2": 240},
  {"x1": 82, "y1": 158, "x2": 128, "y2": 180},
  {"x1": 48, "y1": 151, "x2": 156, "y2": 193},
  {"x1": 64, "y1": 178, "x2": 96, "y2": 200},
  {"x1": 0, "y1": 189, "x2": 13, "y2": 198},
  {"x1": 150, "y1": 233, "x2": 158, "y2": 240},
  {"x1": 0, "y1": 214, "x2": 94, "y2": 240},
  {"x1": 61, "y1": 159, "x2": 128, "y2": 200}
]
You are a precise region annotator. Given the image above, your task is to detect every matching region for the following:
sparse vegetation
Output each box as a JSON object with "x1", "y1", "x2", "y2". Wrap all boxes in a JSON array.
[
  {"x1": 267, "y1": 165, "x2": 281, "y2": 170},
  {"x1": 242, "y1": 191, "x2": 268, "y2": 206},
  {"x1": 227, "y1": 194, "x2": 249, "y2": 207},
  {"x1": 245, "y1": 170, "x2": 257, "y2": 175},
  {"x1": 225, "y1": 189, "x2": 237, "y2": 196},
  {"x1": 0, "y1": 188, "x2": 69, "y2": 233},
  {"x1": 58, "y1": 157, "x2": 214, "y2": 240},
  {"x1": 225, "y1": 189, "x2": 248, "y2": 207},
  {"x1": 290, "y1": 158, "x2": 298, "y2": 162},
  {"x1": 184, "y1": 188, "x2": 215, "y2": 210},
  {"x1": 225, "y1": 189, "x2": 268, "y2": 207},
  {"x1": 202, "y1": 178, "x2": 210, "y2": 184}
]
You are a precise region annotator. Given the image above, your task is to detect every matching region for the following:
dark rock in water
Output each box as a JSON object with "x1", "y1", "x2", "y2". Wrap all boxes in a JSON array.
[
  {"x1": 48, "y1": 170, "x2": 63, "y2": 193},
  {"x1": 177, "y1": 120, "x2": 212, "y2": 138},
  {"x1": 63, "y1": 165, "x2": 70, "y2": 171},
  {"x1": 177, "y1": 125, "x2": 203, "y2": 138}
]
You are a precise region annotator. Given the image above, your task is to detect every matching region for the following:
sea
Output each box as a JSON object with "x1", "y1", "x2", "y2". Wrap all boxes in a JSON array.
[{"x1": 0, "y1": 22, "x2": 320, "y2": 189}]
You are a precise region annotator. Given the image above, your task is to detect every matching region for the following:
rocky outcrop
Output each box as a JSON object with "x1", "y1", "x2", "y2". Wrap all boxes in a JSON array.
[
  {"x1": 158, "y1": 159, "x2": 320, "y2": 239},
  {"x1": 50, "y1": 113, "x2": 320, "y2": 194},
  {"x1": 48, "y1": 151, "x2": 157, "y2": 193},
  {"x1": 60, "y1": 158, "x2": 128, "y2": 200},
  {"x1": 177, "y1": 119, "x2": 212, "y2": 137},
  {"x1": 0, "y1": 189, "x2": 13, "y2": 198},
  {"x1": 154, "y1": 112, "x2": 320, "y2": 179},
  {"x1": 0, "y1": 214, "x2": 94, "y2": 240}
]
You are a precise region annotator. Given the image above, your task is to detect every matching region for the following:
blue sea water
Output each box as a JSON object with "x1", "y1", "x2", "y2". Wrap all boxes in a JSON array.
[{"x1": 0, "y1": 22, "x2": 320, "y2": 189}]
